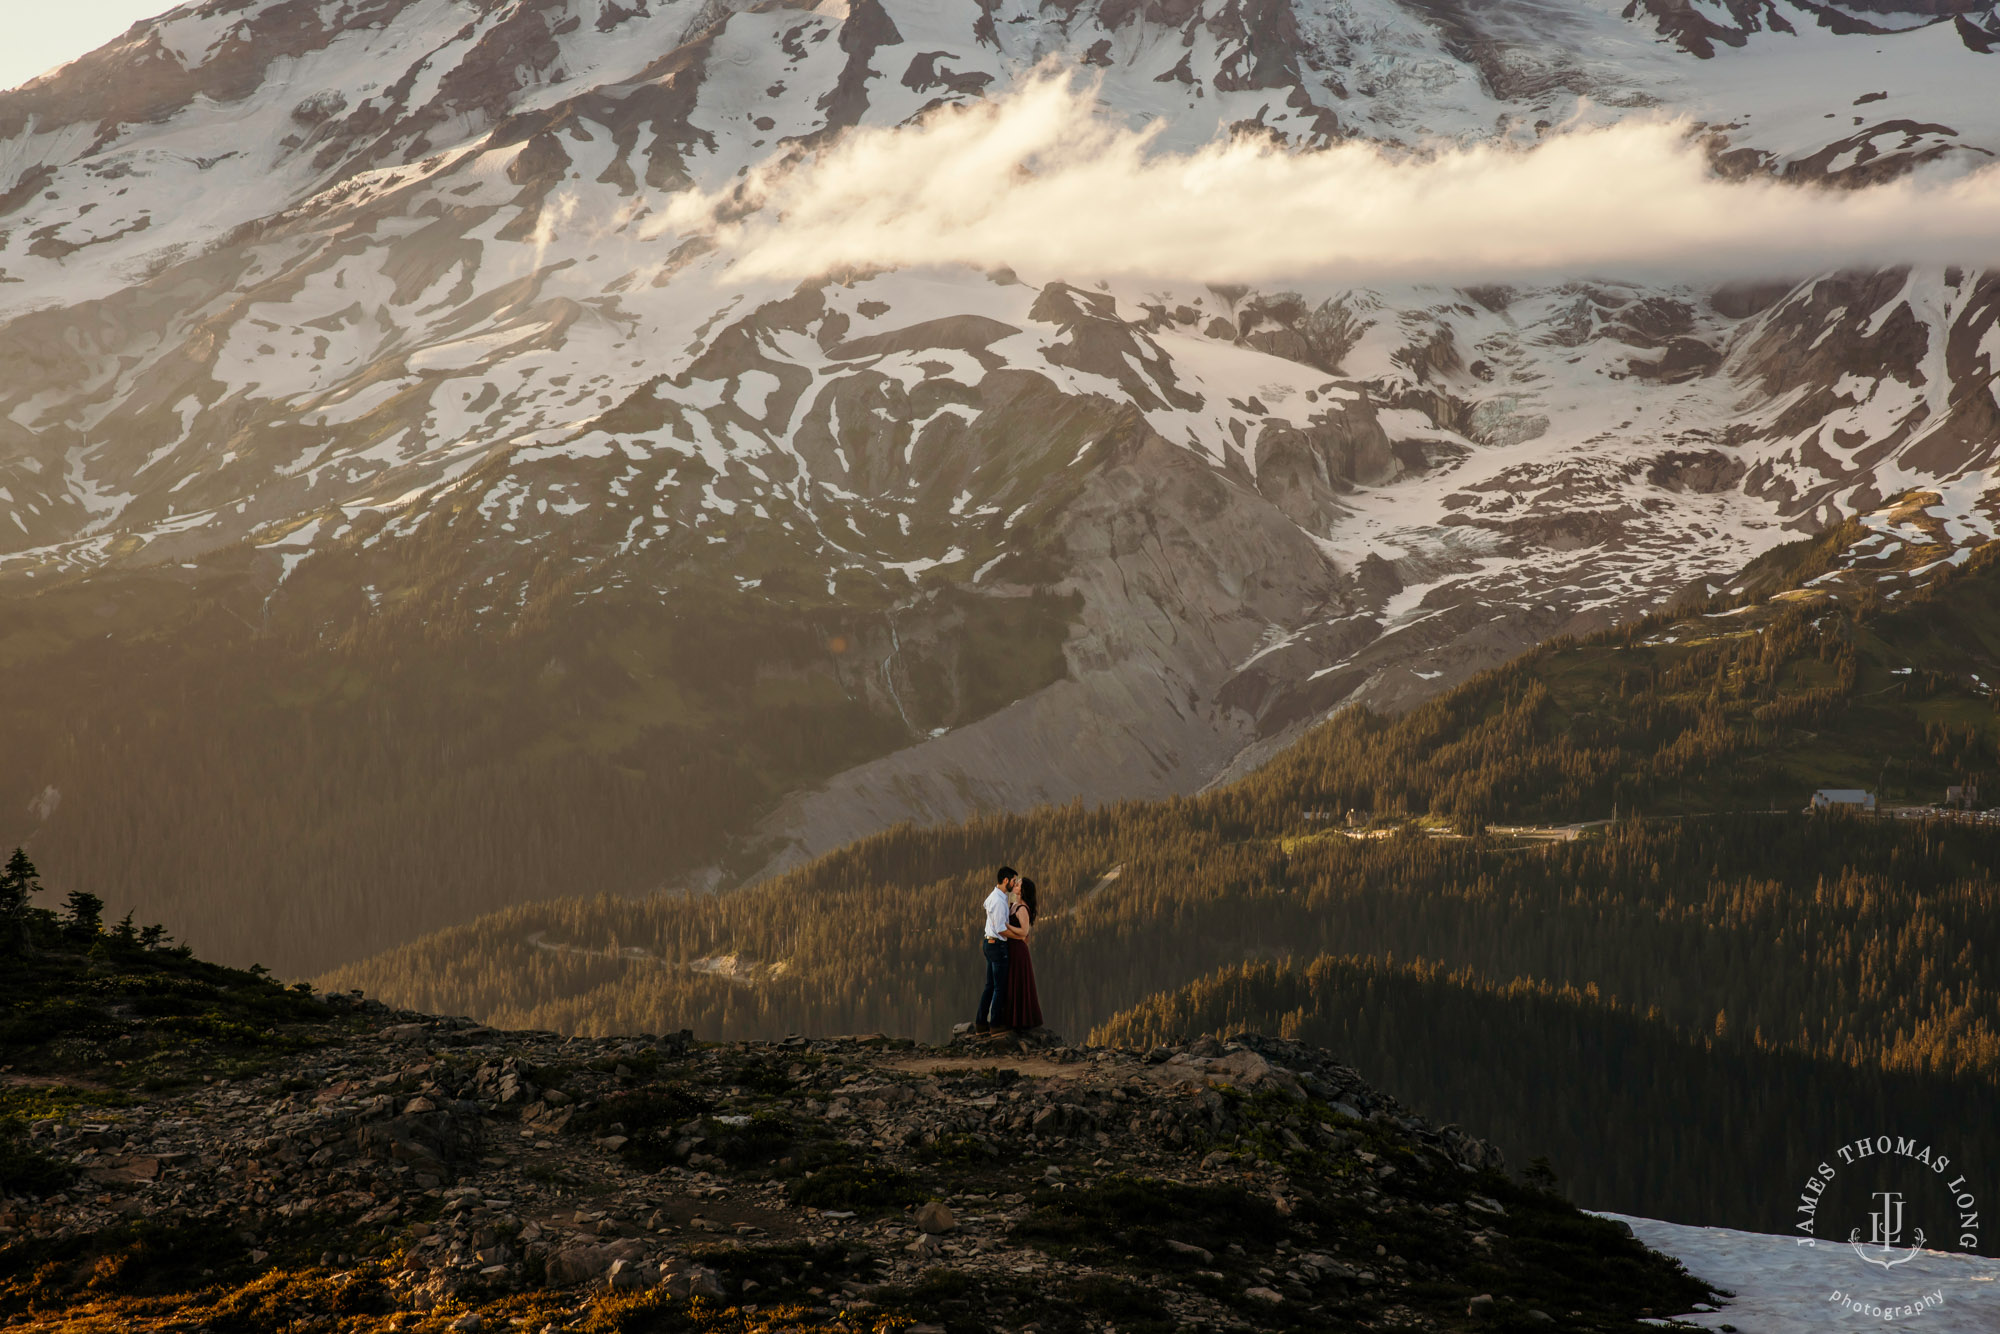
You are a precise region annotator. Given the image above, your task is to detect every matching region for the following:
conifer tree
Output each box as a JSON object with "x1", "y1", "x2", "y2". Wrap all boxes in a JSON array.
[
  {"x1": 0, "y1": 847, "x2": 41, "y2": 917},
  {"x1": 0, "y1": 848, "x2": 42, "y2": 952},
  {"x1": 61, "y1": 890, "x2": 104, "y2": 941}
]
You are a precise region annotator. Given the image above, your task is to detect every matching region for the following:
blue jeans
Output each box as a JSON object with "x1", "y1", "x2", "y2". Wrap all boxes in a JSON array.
[{"x1": 976, "y1": 939, "x2": 1010, "y2": 1026}]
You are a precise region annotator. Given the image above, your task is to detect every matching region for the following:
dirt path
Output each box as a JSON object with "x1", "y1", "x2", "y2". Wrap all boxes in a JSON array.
[{"x1": 884, "y1": 1054, "x2": 1098, "y2": 1081}]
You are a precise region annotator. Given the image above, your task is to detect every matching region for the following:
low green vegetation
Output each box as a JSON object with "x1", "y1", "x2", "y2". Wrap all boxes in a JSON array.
[
  {"x1": 785, "y1": 1162, "x2": 926, "y2": 1213},
  {"x1": 0, "y1": 848, "x2": 357, "y2": 1200},
  {"x1": 0, "y1": 1131, "x2": 69, "y2": 1198},
  {"x1": 915, "y1": 1133, "x2": 1000, "y2": 1166},
  {"x1": 0, "y1": 850, "x2": 338, "y2": 1083},
  {"x1": 1013, "y1": 1174, "x2": 1287, "y2": 1263}
]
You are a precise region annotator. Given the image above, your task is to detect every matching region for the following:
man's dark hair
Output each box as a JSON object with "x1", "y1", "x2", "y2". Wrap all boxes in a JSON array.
[{"x1": 996, "y1": 866, "x2": 1017, "y2": 885}]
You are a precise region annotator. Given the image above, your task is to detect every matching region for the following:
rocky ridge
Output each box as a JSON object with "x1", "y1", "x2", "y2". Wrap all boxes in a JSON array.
[{"x1": 1, "y1": 983, "x2": 1712, "y2": 1333}]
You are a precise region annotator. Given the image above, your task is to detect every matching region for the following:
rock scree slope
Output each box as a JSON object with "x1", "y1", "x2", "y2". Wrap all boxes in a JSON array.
[{"x1": 0, "y1": 934, "x2": 1719, "y2": 1332}]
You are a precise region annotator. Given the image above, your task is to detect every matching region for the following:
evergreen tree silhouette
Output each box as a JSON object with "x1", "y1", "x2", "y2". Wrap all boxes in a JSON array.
[{"x1": 61, "y1": 890, "x2": 104, "y2": 941}]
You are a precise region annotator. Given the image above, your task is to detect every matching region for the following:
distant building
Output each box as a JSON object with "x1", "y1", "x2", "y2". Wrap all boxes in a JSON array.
[
  {"x1": 1946, "y1": 783, "x2": 1979, "y2": 810},
  {"x1": 1810, "y1": 789, "x2": 1877, "y2": 812}
]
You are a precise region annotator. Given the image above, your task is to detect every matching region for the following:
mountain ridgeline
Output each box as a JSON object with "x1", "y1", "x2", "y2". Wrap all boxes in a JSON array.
[{"x1": 323, "y1": 539, "x2": 2000, "y2": 1229}]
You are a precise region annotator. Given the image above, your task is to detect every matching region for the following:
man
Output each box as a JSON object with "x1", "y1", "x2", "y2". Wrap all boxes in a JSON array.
[{"x1": 975, "y1": 866, "x2": 1017, "y2": 1034}]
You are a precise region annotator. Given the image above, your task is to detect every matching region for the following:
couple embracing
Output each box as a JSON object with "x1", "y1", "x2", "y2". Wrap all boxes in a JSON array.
[{"x1": 973, "y1": 865, "x2": 1042, "y2": 1033}]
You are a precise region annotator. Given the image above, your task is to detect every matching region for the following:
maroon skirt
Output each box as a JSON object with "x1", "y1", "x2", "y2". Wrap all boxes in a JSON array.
[{"x1": 1006, "y1": 939, "x2": 1043, "y2": 1030}]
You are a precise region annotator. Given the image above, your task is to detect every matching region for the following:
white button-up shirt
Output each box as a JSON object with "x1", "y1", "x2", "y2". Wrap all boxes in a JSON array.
[{"x1": 983, "y1": 887, "x2": 1012, "y2": 938}]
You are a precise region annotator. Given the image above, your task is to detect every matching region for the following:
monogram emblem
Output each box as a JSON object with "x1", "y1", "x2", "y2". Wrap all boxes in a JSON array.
[{"x1": 1848, "y1": 1190, "x2": 1926, "y2": 1269}]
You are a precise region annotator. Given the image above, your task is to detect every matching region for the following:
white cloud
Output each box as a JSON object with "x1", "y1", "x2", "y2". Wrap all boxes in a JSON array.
[{"x1": 660, "y1": 72, "x2": 2000, "y2": 285}]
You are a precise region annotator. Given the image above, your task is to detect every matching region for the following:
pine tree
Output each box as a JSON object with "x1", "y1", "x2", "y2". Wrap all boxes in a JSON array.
[
  {"x1": 0, "y1": 847, "x2": 41, "y2": 917},
  {"x1": 61, "y1": 890, "x2": 104, "y2": 941},
  {"x1": 0, "y1": 848, "x2": 43, "y2": 952}
]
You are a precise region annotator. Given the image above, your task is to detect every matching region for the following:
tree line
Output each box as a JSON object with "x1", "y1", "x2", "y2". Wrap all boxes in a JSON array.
[
  {"x1": 1095, "y1": 953, "x2": 2000, "y2": 1233},
  {"x1": 323, "y1": 812, "x2": 2000, "y2": 1086}
]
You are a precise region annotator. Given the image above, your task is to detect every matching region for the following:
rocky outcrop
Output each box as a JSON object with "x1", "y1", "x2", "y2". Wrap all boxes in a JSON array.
[{"x1": 2, "y1": 988, "x2": 1706, "y2": 1332}]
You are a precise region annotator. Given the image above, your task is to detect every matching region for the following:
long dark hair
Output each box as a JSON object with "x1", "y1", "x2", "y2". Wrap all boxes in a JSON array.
[{"x1": 1017, "y1": 877, "x2": 1037, "y2": 924}]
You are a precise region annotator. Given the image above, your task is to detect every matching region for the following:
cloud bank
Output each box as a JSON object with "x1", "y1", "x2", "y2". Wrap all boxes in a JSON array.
[{"x1": 659, "y1": 74, "x2": 2000, "y2": 284}]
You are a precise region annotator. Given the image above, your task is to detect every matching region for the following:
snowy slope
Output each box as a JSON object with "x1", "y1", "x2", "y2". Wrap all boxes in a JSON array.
[
  {"x1": 1612, "y1": 1213, "x2": 2000, "y2": 1334},
  {"x1": 0, "y1": 0, "x2": 1997, "y2": 890}
]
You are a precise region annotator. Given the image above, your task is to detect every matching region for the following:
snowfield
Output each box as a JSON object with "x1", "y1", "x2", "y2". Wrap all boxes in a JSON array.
[{"x1": 1612, "y1": 1214, "x2": 2000, "y2": 1334}]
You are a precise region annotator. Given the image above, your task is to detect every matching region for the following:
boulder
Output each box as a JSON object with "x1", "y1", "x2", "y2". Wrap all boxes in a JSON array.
[
  {"x1": 605, "y1": 1258, "x2": 649, "y2": 1291},
  {"x1": 545, "y1": 1243, "x2": 612, "y2": 1286},
  {"x1": 1206, "y1": 1050, "x2": 1306, "y2": 1100},
  {"x1": 660, "y1": 1265, "x2": 725, "y2": 1300},
  {"x1": 356, "y1": 1111, "x2": 467, "y2": 1171}
]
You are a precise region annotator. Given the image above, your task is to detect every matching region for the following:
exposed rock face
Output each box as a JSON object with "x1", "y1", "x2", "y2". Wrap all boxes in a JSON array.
[
  {"x1": 0, "y1": 0, "x2": 1995, "y2": 925},
  {"x1": 739, "y1": 416, "x2": 1364, "y2": 878},
  {"x1": 1627, "y1": 0, "x2": 1999, "y2": 61}
]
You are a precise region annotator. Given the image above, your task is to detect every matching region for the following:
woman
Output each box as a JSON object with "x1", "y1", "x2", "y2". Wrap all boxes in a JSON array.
[{"x1": 1004, "y1": 876, "x2": 1043, "y2": 1031}]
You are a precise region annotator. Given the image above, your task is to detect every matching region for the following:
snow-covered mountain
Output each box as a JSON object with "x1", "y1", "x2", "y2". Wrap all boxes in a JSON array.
[{"x1": 1, "y1": 0, "x2": 1997, "y2": 957}]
